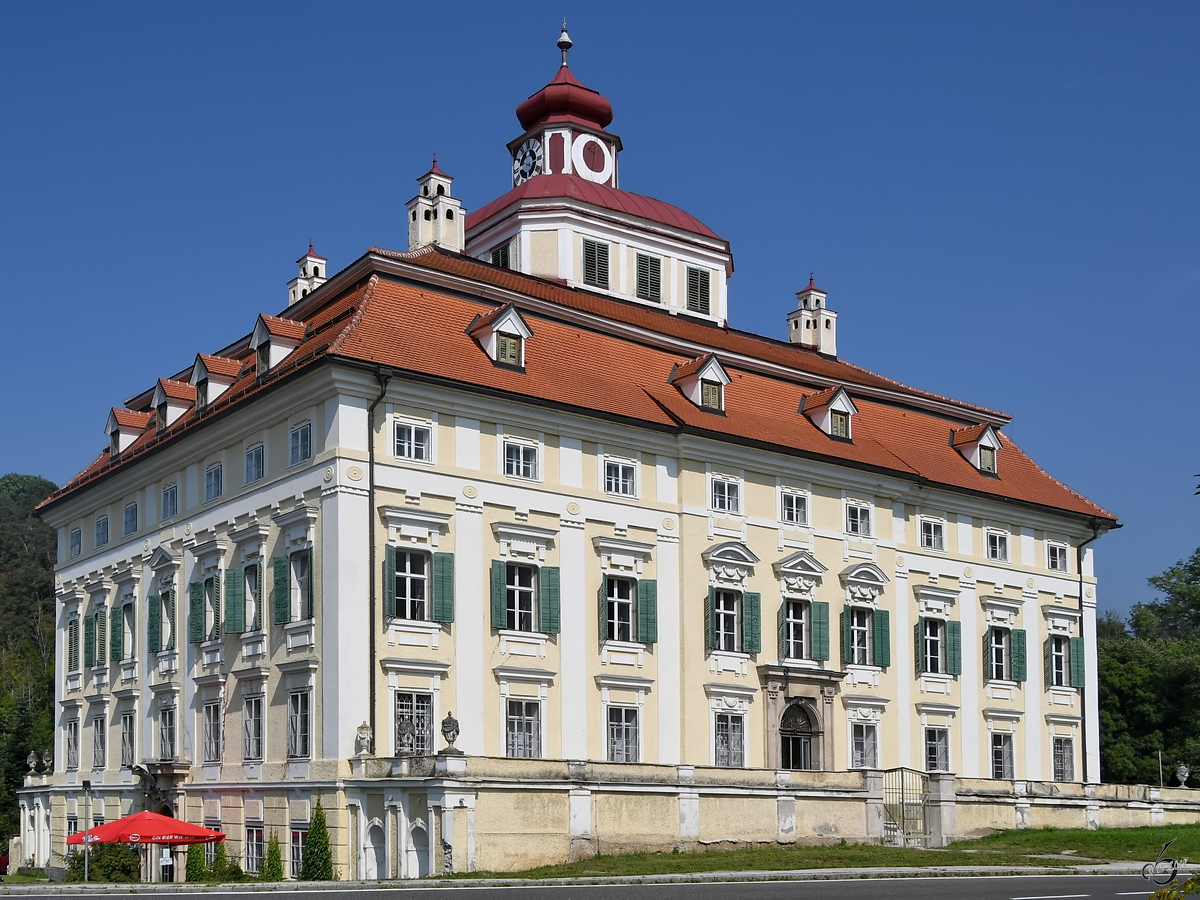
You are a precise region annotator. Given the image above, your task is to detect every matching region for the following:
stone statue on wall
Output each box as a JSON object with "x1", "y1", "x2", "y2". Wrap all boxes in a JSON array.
[
  {"x1": 354, "y1": 722, "x2": 374, "y2": 757},
  {"x1": 441, "y1": 711, "x2": 462, "y2": 754},
  {"x1": 397, "y1": 718, "x2": 416, "y2": 756},
  {"x1": 1177, "y1": 764, "x2": 1191, "y2": 787}
]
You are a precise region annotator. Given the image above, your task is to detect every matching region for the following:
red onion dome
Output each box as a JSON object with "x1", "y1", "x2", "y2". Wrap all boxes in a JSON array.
[{"x1": 515, "y1": 65, "x2": 614, "y2": 132}]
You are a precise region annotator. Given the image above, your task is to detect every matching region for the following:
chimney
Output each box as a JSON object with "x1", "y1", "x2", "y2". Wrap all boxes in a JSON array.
[
  {"x1": 786, "y1": 275, "x2": 837, "y2": 356},
  {"x1": 288, "y1": 243, "x2": 328, "y2": 306},
  {"x1": 406, "y1": 157, "x2": 465, "y2": 253}
]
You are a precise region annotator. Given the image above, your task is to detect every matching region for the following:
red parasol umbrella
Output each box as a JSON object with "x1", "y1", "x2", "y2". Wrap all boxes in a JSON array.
[{"x1": 67, "y1": 810, "x2": 225, "y2": 846}]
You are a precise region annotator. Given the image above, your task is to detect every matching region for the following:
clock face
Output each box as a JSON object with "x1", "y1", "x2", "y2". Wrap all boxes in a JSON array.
[{"x1": 512, "y1": 138, "x2": 543, "y2": 186}]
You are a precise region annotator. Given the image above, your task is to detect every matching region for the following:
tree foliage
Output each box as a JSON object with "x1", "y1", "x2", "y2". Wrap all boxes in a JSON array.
[
  {"x1": 261, "y1": 831, "x2": 284, "y2": 881},
  {"x1": 299, "y1": 799, "x2": 333, "y2": 881},
  {"x1": 64, "y1": 843, "x2": 141, "y2": 883}
]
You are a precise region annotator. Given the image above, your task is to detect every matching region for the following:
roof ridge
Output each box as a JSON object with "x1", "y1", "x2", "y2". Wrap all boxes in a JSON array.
[{"x1": 327, "y1": 274, "x2": 380, "y2": 356}]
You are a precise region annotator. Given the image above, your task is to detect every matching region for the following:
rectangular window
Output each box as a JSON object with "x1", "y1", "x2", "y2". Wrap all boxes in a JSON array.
[
  {"x1": 1052, "y1": 736, "x2": 1075, "y2": 782},
  {"x1": 990, "y1": 628, "x2": 1010, "y2": 681},
  {"x1": 923, "y1": 618, "x2": 944, "y2": 674},
  {"x1": 205, "y1": 834, "x2": 218, "y2": 868},
  {"x1": 979, "y1": 445, "x2": 997, "y2": 473},
  {"x1": 504, "y1": 441, "x2": 538, "y2": 479},
  {"x1": 1051, "y1": 635, "x2": 1069, "y2": 687},
  {"x1": 161, "y1": 589, "x2": 175, "y2": 651},
  {"x1": 245, "y1": 826, "x2": 264, "y2": 875},
  {"x1": 292, "y1": 551, "x2": 311, "y2": 621},
  {"x1": 604, "y1": 459, "x2": 637, "y2": 497},
  {"x1": 700, "y1": 380, "x2": 722, "y2": 410},
  {"x1": 202, "y1": 701, "x2": 222, "y2": 763},
  {"x1": 244, "y1": 564, "x2": 261, "y2": 632},
  {"x1": 711, "y1": 477, "x2": 740, "y2": 514},
  {"x1": 607, "y1": 707, "x2": 639, "y2": 762},
  {"x1": 66, "y1": 816, "x2": 78, "y2": 836},
  {"x1": 1047, "y1": 542, "x2": 1069, "y2": 572},
  {"x1": 852, "y1": 723, "x2": 879, "y2": 768},
  {"x1": 159, "y1": 707, "x2": 176, "y2": 760},
  {"x1": 785, "y1": 600, "x2": 807, "y2": 659},
  {"x1": 635, "y1": 253, "x2": 661, "y2": 302},
  {"x1": 830, "y1": 409, "x2": 849, "y2": 438},
  {"x1": 490, "y1": 243, "x2": 511, "y2": 269},
  {"x1": 714, "y1": 712, "x2": 744, "y2": 767},
  {"x1": 505, "y1": 563, "x2": 537, "y2": 632},
  {"x1": 925, "y1": 727, "x2": 950, "y2": 772},
  {"x1": 920, "y1": 519, "x2": 944, "y2": 551},
  {"x1": 196, "y1": 379, "x2": 209, "y2": 412},
  {"x1": 846, "y1": 504, "x2": 871, "y2": 536},
  {"x1": 122, "y1": 603, "x2": 134, "y2": 660},
  {"x1": 289, "y1": 422, "x2": 311, "y2": 466},
  {"x1": 95, "y1": 516, "x2": 109, "y2": 547},
  {"x1": 67, "y1": 618, "x2": 80, "y2": 673},
  {"x1": 850, "y1": 607, "x2": 872, "y2": 666},
  {"x1": 987, "y1": 531, "x2": 1008, "y2": 561},
  {"x1": 161, "y1": 484, "x2": 178, "y2": 520},
  {"x1": 394, "y1": 551, "x2": 428, "y2": 620},
  {"x1": 395, "y1": 422, "x2": 432, "y2": 461},
  {"x1": 288, "y1": 690, "x2": 311, "y2": 759},
  {"x1": 66, "y1": 719, "x2": 80, "y2": 770},
  {"x1": 123, "y1": 502, "x2": 138, "y2": 535},
  {"x1": 205, "y1": 464, "x2": 223, "y2": 503},
  {"x1": 243, "y1": 694, "x2": 263, "y2": 761},
  {"x1": 290, "y1": 829, "x2": 307, "y2": 879},
  {"x1": 497, "y1": 333, "x2": 522, "y2": 366},
  {"x1": 394, "y1": 691, "x2": 434, "y2": 755},
  {"x1": 686, "y1": 266, "x2": 711, "y2": 314},
  {"x1": 68, "y1": 528, "x2": 82, "y2": 559},
  {"x1": 256, "y1": 344, "x2": 270, "y2": 378},
  {"x1": 992, "y1": 733, "x2": 1014, "y2": 779},
  {"x1": 506, "y1": 699, "x2": 541, "y2": 758},
  {"x1": 714, "y1": 589, "x2": 740, "y2": 652},
  {"x1": 582, "y1": 238, "x2": 610, "y2": 289},
  {"x1": 120, "y1": 712, "x2": 135, "y2": 768},
  {"x1": 780, "y1": 491, "x2": 807, "y2": 525},
  {"x1": 245, "y1": 444, "x2": 264, "y2": 484},
  {"x1": 606, "y1": 576, "x2": 635, "y2": 642},
  {"x1": 92, "y1": 715, "x2": 106, "y2": 769}
]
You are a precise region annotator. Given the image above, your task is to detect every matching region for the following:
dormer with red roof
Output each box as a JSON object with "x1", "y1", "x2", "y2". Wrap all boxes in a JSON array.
[
  {"x1": 787, "y1": 276, "x2": 838, "y2": 357},
  {"x1": 190, "y1": 353, "x2": 243, "y2": 412},
  {"x1": 463, "y1": 26, "x2": 733, "y2": 326},
  {"x1": 407, "y1": 157, "x2": 465, "y2": 253},
  {"x1": 104, "y1": 408, "x2": 153, "y2": 460},
  {"x1": 800, "y1": 385, "x2": 858, "y2": 440},
  {"x1": 251, "y1": 313, "x2": 306, "y2": 376},
  {"x1": 952, "y1": 423, "x2": 1002, "y2": 475},
  {"x1": 467, "y1": 303, "x2": 533, "y2": 368},
  {"x1": 670, "y1": 353, "x2": 730, "y2": 412},
  {"x1": 152, "y1": 379, "x2": 194, "y2": 434},
  {"x1": 288, "y1": 242, "x2": 328, "y2": 306}
]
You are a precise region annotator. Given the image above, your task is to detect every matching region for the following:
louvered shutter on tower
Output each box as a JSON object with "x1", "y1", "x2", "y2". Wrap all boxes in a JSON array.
[
  {"x1": 432, "y1": 552, "x2": 455, "y2": 623},
  {"x1": 490, "y1": 561, "x2": 507, "y2": 629},
  {"x1": 383, "y1": 544, "x2": 397, "y2": 619},
  {"x1": 189, "y1": 581, "x2": 205, "y2": 643},
  {"x1": 147, "y1": 593, "x2": 162, "y2": 654},
  {"x1": 742, "y1": 592, "x2": 761, "y2": 654},
  {"x1": 272, "y1": 556, "x2": 290, "y2": 624},
  {"x1": 637, "y1": 579, "x2": 658, "y2": 644},
  {"x1": 539, "y1": 566, "x2": 560, "y2": 634},
  {"x1": 873, "y1": 608, "x2": 891, "y2": 667},
  {"x1": 687, "y1": 267, "x2": 711, "y2": 314},
  {"x1": 810, "y1": 601, "x2": 830, "y2": 661},
  {"x1": 225, "y1": 568, "x2": 245, "y2": 634},
  {"x1": 583, "y1": 239, "x2": 610, "y2": 289}
]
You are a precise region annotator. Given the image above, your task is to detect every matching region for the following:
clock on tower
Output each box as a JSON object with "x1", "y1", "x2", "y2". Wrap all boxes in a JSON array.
[{"x1": 512, "y1": 138, "x2": 543, "y2": 186}]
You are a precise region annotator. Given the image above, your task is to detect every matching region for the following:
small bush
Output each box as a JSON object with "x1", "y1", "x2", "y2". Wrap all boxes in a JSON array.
[
  {"x1": 64, "y1": 843, "x2": 140, "y2": 883},
  {"x1": 299, "y1": 799, "x2": 334, "y2": 881},
  {"x1": 185, "y1": 843, "x2": 206, "y2": 881},
  {"x1": 260, "y1": 831, "x2": 284, "y2": 881}
]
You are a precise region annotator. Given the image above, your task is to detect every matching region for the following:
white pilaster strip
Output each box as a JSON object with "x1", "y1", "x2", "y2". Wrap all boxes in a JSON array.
[
  {"x1": 454, "y1": 501, "x2": 486, "y2": 755},
  {"x1": 958, "y1": 581, "x2": 980, "y2": 777},
  {"x1": 559, "y1": 520, "x2": 588, "y2": 758},
  {"x1": 656, "y1": 532, "x2": 682, "y2": 763},
  {"x1": 893, "y1": 568, "x2": 911, "y2": 768},
  {"x1": 1023, "y1": 597, "x2": 1044, "y2": 780},
  {"x1": 1083, "y1": 590, "x2": 1100, "y2": 783}
]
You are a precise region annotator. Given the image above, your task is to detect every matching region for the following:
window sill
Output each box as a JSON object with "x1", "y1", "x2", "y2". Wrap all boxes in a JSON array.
[
  {"x1": 65, "y1": 673, "x2": 82, "y2": 693},
  {"x1": 155, "y1": 649, "x2": 178, "y2": 675},
  {"x1": 779, "y1": 656, "x2": 821, "y2": 670},
  {"x1": 241, "y1": 631, "x2": 267, "y2": 660},
  {"x1": 845, "y1": 664, "x2": 882, "y2": 688},
  {"x1": 199, "y1": 639, "x2": 223, "y2": 667},
  {"x1": 503, "y1": 474, "x2": 542, "y2": 485},
  {"x1": 118, "y1": 659, "x2": 137, "y2": 683},
  {"x1": 387, "y1": 618, "x2": 443, "y2": 650},
  {"x1": 394, "y1": 455, "x2": 435, "y2": 467},
  {"x1": 1048, "y1": 687, "x2": 1078, "y2": 707},
  {"x1": 498, "y1": 628, "x2": 548, "y2": 659},
  {"x1": 919, "y1": 672, "x2": 954, "y2": 695},
  {"x1": 600, "y1": 640, "x2": 645, "y2": 667},
  {"x1": 89, "y1": 665, "x2": 108, "y2": 687},
  {"x1": 283, "y1": 620, "x2": 315, "y2": 651},
  {"x1": 708, "y1": 649, "x2": 750, "y2": 677}
]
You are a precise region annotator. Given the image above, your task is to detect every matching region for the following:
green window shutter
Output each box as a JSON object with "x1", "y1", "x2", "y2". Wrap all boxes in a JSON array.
[
  {"x1": 1044, "y1": 637, "x2": 1053, "y2": 685},
  {"x1": 490, "y1": 561, "x2": 507, "y2": 630},
  {"x1": 637, "y1": 579, "x2": 658, "y2": 644},
  {"x1": 598, "y1": 578, "x2": 608, "y2": 642},
  {"x1": 383, "y1": 544, "x2": 397, "y2": 619},
  {"x1": 432, "y1": 552, "x2": 455, "y2": 623},
  {"x1": 742, "y1": 592, "x2": 761, "y2": 654},
  {"x1": 705, "y1": 587, "x2": 716, "y2": 654},
  {"x1": 982, "y1": 627, "x2": 993, "y2": 682},
  {"x1": 84, "y1": 615, "x2": 95, "y2": 668},
  {"x1": 189, "y1": 581, "x2": 205, "y2": 643},
  {"x1": 167, "y1": 588, "x2": 176, "y2": 649},
  {"x1": 1011, "y1": 628, "x2": 1027, "y2": 682},
  {"x1": 110, "y1": 603, "x2": 122, "y2": 661},
  {"x1": 946, "y1": 620, "x2": 962, "y2": 676},
  {"x1": 1069, "y1": 636, "x2": 1086, "y2": 687},
  {"x1": 305, "y1": 547, "x2": 314, "y2": 619},
  {"x1": 777, "y1": 601, "x2": 789, "y2": 660},
  {"x1": 873, "y1": 609, "x2": 891, "y2": 667},
  {"x1": 840, "y1": 605, "x2": 851, "y2": 667},
  {"x1": 915, "y1": 617, "x2": 926, "y2": 675},
  {"x1": 147, "y1": 593, "x2": 162, "y2": 654},
  {"x1": 225, "y1": 568, "x2": 245, "y2": 634},
  {"x1": 810, "y1": 601, "x2": 830, "y2": 661},
  {"x1": 213, "y1": 573, "x2": 222, "y2": 640},
  {"x1": 539, "y1": 566, "x2": 560, "y2": 634},
  {"x1": 272, "y1": 556, "x2": 290, "y2": 625}
]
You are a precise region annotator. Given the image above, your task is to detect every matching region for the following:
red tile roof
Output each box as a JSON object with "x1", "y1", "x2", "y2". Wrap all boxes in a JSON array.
[
  {"x1": 951, "y1": 423, "x2": 992, "y2": 446},
  {"x1": 800, "y1": 386, "x2": 840, "y2": 411},
  {"x1": 671, "y1": 353, "x2": 717, "y2": 382},
  {"x1": 465, "y1": 174, "x2": 723, "y2": 243},
  {"x1": 108, "y1": 408, "x2": 153, "y2": 430},
  {"x1": 297, "y1": 241, "x2": 327, "y2": 263},
  {"x1": 156, "y1": 379, "x2": 194, "y2": 403},
  {"x1": 259, "y1": 313, "x2": 307, "y2": 342},
  {"x1": 196, "y1": 354, "x2": 244, "y2": 380},
  {"x1": 420, "y1": 156, "x2": 450, "y2": 180}
]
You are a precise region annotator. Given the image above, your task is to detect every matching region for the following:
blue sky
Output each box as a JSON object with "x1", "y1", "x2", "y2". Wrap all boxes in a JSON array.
[{"x1": 2, "y1": 2, "x2": 1197, "y2": 619}]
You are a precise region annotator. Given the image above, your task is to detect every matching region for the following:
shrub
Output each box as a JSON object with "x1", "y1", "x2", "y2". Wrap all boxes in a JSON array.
[
  {"x1": 299, "y1": 799, "x2": 334, "y2": 881},
  {"x1": 260, "y1": 831, "x2": 284, "y2": 881},
  {"x1": 64, "y1": 843, "x2": 140, "y2": 883},
  {"x1": 185, "y1": 843, "x2": 206, "y2": 881}
]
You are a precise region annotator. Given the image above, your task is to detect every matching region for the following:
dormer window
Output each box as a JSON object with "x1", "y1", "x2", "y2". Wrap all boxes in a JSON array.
[
  {"x1": 830, "y1": 410, "x2": 849, "y2": 438},
  {"x1": 980, "y1": 446, "x2": 996, "y2": 474},
  {"x1": 251, "y1": 314, "x2": 305, "y2": 377},
  {"x1": 671, "y1": 354, "x2": 730, "y2": 412},
  {"x1": 951, "y1": 424, "x2": 1001, "y2": 476},
  {"x1": 156, "y1": 403, "x2": 168, "y2": 434},
  {"x1": 110, "y1": 433, "x2": 120, "y2": 459},
  {"x1": 257, "y1": 344, "x2": 270, "y2": 376},
  {"x1": 801, "y1": 386, "x2": 857, "y2": 440},
  {"x1": 701, "y1": 381, "x2": 723, "y2": 411},
  {"x1": 467, "y1": 303, "x2": 533, "y2": 370},
  {"x1": 497, "y1": 333, "x2": 522, "y2": 366},
  {"x1": 195, "y1": 379, "x2": 209, "y2": 412}
]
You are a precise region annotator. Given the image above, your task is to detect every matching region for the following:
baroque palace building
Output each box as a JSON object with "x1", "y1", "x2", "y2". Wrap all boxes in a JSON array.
[{"x1": 23, "y1": 28, "x2": 1123, "y2": 880}]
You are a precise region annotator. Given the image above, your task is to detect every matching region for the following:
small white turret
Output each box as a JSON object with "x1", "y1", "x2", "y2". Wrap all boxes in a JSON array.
[
  {"x1": 787, "y1": 275, "x2": 838, "y2": 357},
  {"x1": 407, "y1": 157, "x2": 465, "y2": 252},
  {"x1": 288, "y1": 242, "x2": 328, "y2": 306}
]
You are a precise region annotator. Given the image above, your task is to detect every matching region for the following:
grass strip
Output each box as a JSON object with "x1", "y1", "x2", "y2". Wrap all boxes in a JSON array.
[{"x1": 947, "y1": 823, "x2": 1200, "y2": 861}]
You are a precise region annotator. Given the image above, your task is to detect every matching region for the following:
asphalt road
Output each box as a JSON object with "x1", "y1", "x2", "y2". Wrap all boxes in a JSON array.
[{"x1": 28, "y1": 874, "x2": 1170, "y2": 900}]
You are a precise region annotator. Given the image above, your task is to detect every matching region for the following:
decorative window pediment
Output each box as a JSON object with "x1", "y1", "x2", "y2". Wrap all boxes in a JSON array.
[
  {"x1": 592, "y1": 536, "x2": 654, "y2": 574},
  {"x1": 840, "y1": 562, "x2": 889, "y2": 603},
  {"x1": 773, "y1": 550, "x2": 828, "y2": 597},
  {"x1": 492, "y1": 521, "x2": 556, "y2": 560},
  {"x1": 381, "y1": 506, "x2": 451, "y2": 548},
  {"x1": 914, "y1": 582, "x2": 959, "y2": 616},
  {"x1": 800, "y1": 386, "x2": 858, "y2": 439},
  {"x1": 951, "y1": 424, "x2": 1001, "y2": 475},
  {"x1": 468, "y1": 303, "x2": 533, "y2": 367},
  {"x1": 702, "y1": 541, "x2": 759, "y2": 586},
  {"x1": 670, "y1": 354, "x2": 730, "y2": 411}
]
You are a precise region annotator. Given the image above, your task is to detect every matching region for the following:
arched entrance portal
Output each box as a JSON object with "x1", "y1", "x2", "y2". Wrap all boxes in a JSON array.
[{"x1": 780, "y1": 703, "x2": 819, "y2": 770}]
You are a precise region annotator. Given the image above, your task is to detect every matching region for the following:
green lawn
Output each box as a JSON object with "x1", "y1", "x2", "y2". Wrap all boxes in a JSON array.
[{"x1": 947, "y1": 823, "x2": 1200, "y2": 861}]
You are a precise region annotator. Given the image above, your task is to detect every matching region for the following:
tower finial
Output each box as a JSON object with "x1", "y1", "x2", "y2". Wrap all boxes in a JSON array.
[{"x1": 557, "y1": 20, "x2": 572, "y2": 67}]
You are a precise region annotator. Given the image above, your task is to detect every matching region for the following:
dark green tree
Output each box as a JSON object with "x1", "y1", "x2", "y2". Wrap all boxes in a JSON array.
[
  {"x1": 299, "y1": 799, "x2": 333, "y2": 881},
  {"x1": 185, "y1": 843, "x2": 206, "y2": 881},
  {"x1": 65, "y1": 843, "x2": 140, "y2": 882},
  {"x1": 1130, "y1": 548, "x2": 1200, "y2": 639},
  {"x1": 260, "y1": 831, "x2": 284, "y2": 881}
]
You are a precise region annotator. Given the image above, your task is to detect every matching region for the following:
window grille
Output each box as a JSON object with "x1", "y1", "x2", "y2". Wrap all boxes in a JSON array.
[
  {"x1": 607, "y1": 707, "x2": 639, "y2": 762},
  {"x1": 506, "y1": 700, "x2": 541, "y2": 758},
  {"x1": 715, "y1": 712, "x2": 744, "y2": 767}
]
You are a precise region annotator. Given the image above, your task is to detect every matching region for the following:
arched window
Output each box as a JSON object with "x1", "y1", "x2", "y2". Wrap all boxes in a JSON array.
[
  {"x1": 412, "y1": 210, "x2": 417, "y2": 222},
  {"x1": 436, "y1": 184, "x2": 445, "y2": 195},
  {"x1": 313, "y1": 267, "x2": 320, "y2": 277},
  {"x1": 445, "y1": 209, "x2": 454, "y2": 220},
  {"x1": 780, "y1": 703, "x2": 817, "y2": 770}
]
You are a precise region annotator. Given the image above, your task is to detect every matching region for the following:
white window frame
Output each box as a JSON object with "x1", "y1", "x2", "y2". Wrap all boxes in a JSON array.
[
  {"x1": 1052, "y1": 736, "x2": 1075, "y2": 782},
  {"x1": 289, "y1": 421, "x2": 312, "y2": 467},
  {"x1": 161, "y1": 484, "x2": 178, "y2": 520},
  {"x1": 120, "y1": 711, "x2": 135, "y2": 768},
  {"x1": 606, "y1": 705, "x2": 639, "y2": 763},
  {"x1": 287, "y1": 689, "x2": 311, "y2": 759},
  {"x1": 922, "y1": 617, "x2": 945, "y2": 674},
  {"x1": 66, "y1": 719, "x2": 80, "y2": 770},
  {"x1": 291, "y1": 550, "x2": 311, "y2": 623},
  {"x1": 204, "y1": 463, "x2": 223, "y2": 503},
  {"x1": 990, "y1": 627, "x2": 1011, "y2": 681},
  {"x1": 202, "y1": 700, "x2": 222, "y2": 764},
  {"x1": 780, "y1": 489, "x2": 808, "y2": 525},
  {"x1": 991, "y1": 732, "x2": 1014, "y2": 779},
  {"x1": 505, "y1": 698, "x2": 542, "y2": 759},
  {"x1": 1050, "y1": 635, "x2": 1069, "y2": 687},
  {"x1": 851, "y1": 722, "x2": 879, "y2": 769},
  {"x1": 604, "y1": 575, "x2": 636, "y2": 643},
  {"x1": 849, "y1": 606, "x2": 872, "y2": 666},
  {"x1": 1047, "y1": 541, "x2": 1069, "y2": 573},
  {"x1": 846, "y1": 502, "x2": 872, "y2": 537},
  {"x1": 920, "y1": 517, "x2": 945, "y2": 552},
  {"x1": 158, "y1": 706, "x2": 176, "y2": 761},
  {"x1": 714, "y1": 711, "x2": 745, "y2": 767},
  {"x1": 502, "y1": 439, "x2": 539, "y2": 481},
  {"x1": 505, "y1": 562, "x2": 539, "y2": 633},
  {"x1": 710, "y1": 474, "x2": 741, "y2": 515},
  {"x1": 987, "y1": 529, "x2": 1009, "y2": 562},
  {"x1": 245, "y1": 826, "x2": 264, "y2": 875},
  {"x1": 91, "y1": 715, "x2": 106, "y2": 770},
  {"x1": 394, "y1": 419, "x2": 434, "y2": 464},
  {"x1": 123, "y1": 502, "x2": 138, "y2": 535},
  {"x1": 290, "y1": 828, "x2": 307, "y2": 879},
  {"x1": 393, "y1": 549, "x2": 430, "y2": 621},
  {"x1": 244, "y1": 443, "x2": 265, "y2": 485},
  {"x1": 925, "y1": 726, "x2": 950, "y2": 772},
  {"x1": 784, "y1": 599, "x2": 808, "y2": 661},
  {"x1": 243, "y1": 693, "x2": 264, "y2": 761},
  {"x1": 68, "y1": 528, "x2": 82, "y2": 559},
  {"x1": 496, "y1": 332, "x2": 524, "y2": 367},
  {"x1": 714, "y1": 588, "x2": 741, "y2": 652},
  {"x1": 95, "y1": 516, "x2": 109, "y2": 548},
  {"x1": 603, "y1": 456, "x2": 638, "y2": 498}
]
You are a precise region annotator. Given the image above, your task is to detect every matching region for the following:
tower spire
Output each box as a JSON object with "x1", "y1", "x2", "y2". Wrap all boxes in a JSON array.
[{"x1": 557, "y1": 20, "x2": 572, "y2": 67}]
